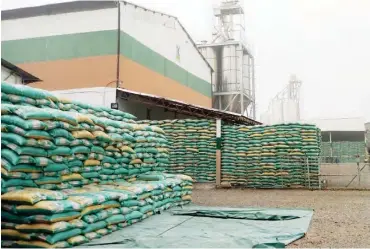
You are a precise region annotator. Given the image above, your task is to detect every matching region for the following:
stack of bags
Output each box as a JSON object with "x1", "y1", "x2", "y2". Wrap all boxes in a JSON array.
[
  {"x1": 1, "y1": 103, "x2": 141, "y2": 191},
  {"x1": 139, "y1": 119, "x2": 216, "y2": 182},
  {"x1": 221, "y1": 123, "x2": 321, "y2": 189},
  {"x1": 1, "y1": 173, "x2": 193, "y2": 248},
  {"x1": 1, "y1": 82, "x2": 194, "y2": 247}
]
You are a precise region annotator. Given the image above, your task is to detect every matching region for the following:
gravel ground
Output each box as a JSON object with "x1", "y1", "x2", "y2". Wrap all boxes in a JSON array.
[{"x1": 192, "y1": 184, "x2": 370, "y2": 248}]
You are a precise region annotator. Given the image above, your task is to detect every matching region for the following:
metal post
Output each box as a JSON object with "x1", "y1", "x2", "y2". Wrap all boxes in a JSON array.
[
  {"x1": 251, "y1": 57, "x2": 256, "y2": 119},
  {"x1": 216, "y1": 119, "x2": 222, "y2": 187},
  {"x1": 239, "y1": 44, "x2": 244, "y2": 115},
  {"x1": 358, "y1": 163, "x2": 361, "y2": 186},
  {"x1": 116, "y1": 1, "x2": 121, "y2": 88},
  {"x1": 306, "y1": 156, "x2": 311, "y2": 189}
]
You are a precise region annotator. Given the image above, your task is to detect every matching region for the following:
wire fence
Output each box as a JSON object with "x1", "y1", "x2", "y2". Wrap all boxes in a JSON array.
[{"x1": 319, "y1": 157, "x2": 370, "y2": 189}]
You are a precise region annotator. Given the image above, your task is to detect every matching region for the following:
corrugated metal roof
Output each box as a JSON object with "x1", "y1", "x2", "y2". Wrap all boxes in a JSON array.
[
  {"x1": 1, "y1": 58, "x2": 41, "y2": 84},
  {"x1": 116, "y1": 88, "x2": 260, "y2": 125}
]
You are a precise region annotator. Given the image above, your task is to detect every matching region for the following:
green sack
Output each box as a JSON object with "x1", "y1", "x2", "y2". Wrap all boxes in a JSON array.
[
  {"x1": 82, "y1": 221, "x2": 107, "y2": 233},
  {"x1": 14, "y1": 106, "x2": 54, "y2": 120},
  {"x1": 106, "y1": 214, "x2": 126, "y2": 225},
  {"x1": 27, "y1": 212, "x2": 81, "y2": 224},
  {"x1": 49, "y1": 129, "x2": 74, "y2": 140},
  {"x1": 71, "y1": 146, "x2": 90, "y2": 154},
  {"x1": 36, "y1": 228, "x2": 82, "y2": 244},
  {"x1": 1, "y1": 115, "x2": 46, "y2": 130},
  {"x1": 1, "y1": 133, "x2": 27, "y2": 146},
  {"x1": 48, "y1": 147, "x2": 71, "y2": 156},
  {"x1": 44, "y1": 164, "x2": 68, "y2": 172},
  {"x1": 25, "y1": 130, "x2": 52, "y2": 140},
  {"x1": 2, "y1": 179, "x2": 37, "y2": 188},
  {"x1": 125, "y1": 211, "x2": 143, "y2": 221}
]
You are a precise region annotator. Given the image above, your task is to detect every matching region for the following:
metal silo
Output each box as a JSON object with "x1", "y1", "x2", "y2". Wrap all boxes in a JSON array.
[{"x1": 197, "y1": 0, "x2": 255, "y2": 118}]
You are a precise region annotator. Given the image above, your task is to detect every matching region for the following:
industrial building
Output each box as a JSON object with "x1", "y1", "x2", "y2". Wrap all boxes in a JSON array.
[
  {"x1": 2, "y1": 0, "x2": 257, "y2": 122},
  {"x1": 304, "y1": 117, "x2": 368, "y2": 163},
  {"x1": 1, "y1": 1, "x2": 213, "y2": 109}
]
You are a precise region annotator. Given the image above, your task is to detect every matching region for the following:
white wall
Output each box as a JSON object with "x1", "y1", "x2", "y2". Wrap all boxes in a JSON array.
[
  {"x1": 120, "y1": 3, "x2": 211, "y2": 83},
  {"x1": 1, "y1": 8, "x2": 117, "y2": 41},
  {"x1": 2, "y1": 3, "x2": 211, "y2": 85},
  {"x1": 301, "y1": 117, "x2": 366, "y2": 132},
  {"x1": 1, "y1": 66, "x2": 22, "y2": 84},
  {"x1": 52, "y1": 87, "x2": 116, "y2": 108}
]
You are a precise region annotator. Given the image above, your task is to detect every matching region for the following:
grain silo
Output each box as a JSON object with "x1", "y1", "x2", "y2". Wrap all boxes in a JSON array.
[{"x1": 197, "y1": 0, "x2": 256, "y2": 118}]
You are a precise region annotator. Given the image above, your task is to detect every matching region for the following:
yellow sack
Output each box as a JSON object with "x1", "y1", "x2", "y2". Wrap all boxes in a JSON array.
[
  {"x1": 76, "y1": 114, "x2": 94, "y2": 125},
  {"x1": 16, "y1": 221, "x2": 71, "y2": 234},
  {"x1": 72, "y1": 131, "x2": 94, "y2": 139},
  {"x1": 127, "y1": 177, "x2": 137, "y2": 182},
  {"x1": 182, "y1": 185, "x2": 193, "y2": 190},
  {"x1": 157, "y1": 148, "x2": 169, "y2": 153},
  {"x1": 92, "y1": 131, "x2": 111, "y2": 141},
  {"x1": 101, "y1": 202, "x2": 120, "y2": 209},
  {"x1": 16, "y1": 240, "x2": 70, "y2": 248},
  {"x1": 81, "y1": 205, "x2": 104, "y2": 217},
  {"x1": 182, "y1": 195, "x2": 192, "y2": 201},
  {"x1": 1, "y1": 229, "x2": 32, "y2": 240},
  {"x1": 106, "y1": 145, "x2": 119, "y2": 152},
  {"x1": 186, "y1": 148, "x2": 199, "y2": 152},
  {"x1": 61, "y1": 173, "x2": 84, "y2": 182},
  {"x1": 16, "y1": 200, "x2": 82, "y2": 214},
  {"x1": 152, "y1": 126, "x2": 164, "y2": 134},
  {"x1": 1, "y1": 188, "x2": 65, "y2": 205},
  {"x1": 120, "y1": 146, "x2": 135, "y2": 154},
  {"x1": 130, "y1": 159, "x2": 142, "y2": 165},
  {"x1": 84, "y1": 160, "x2": 100, "y2": 166}
]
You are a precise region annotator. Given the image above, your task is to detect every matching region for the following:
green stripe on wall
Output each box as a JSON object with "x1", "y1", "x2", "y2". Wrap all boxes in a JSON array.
[{"x1": 2, "y1": 30, "x2": 211, "y2": 98}]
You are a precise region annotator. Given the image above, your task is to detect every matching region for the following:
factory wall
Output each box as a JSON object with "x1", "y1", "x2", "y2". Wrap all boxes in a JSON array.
[
  {"x1": 1, "y1": 3, "x2": 212, "y2": 107},
  {"x1": 52, "y1": 87, "x2": 193, "y2": 120}
]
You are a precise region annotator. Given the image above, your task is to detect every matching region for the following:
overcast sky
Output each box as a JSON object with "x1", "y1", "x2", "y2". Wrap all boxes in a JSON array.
[{"x1": 2, "y1": 0, "x2": 370, "y2": 122}]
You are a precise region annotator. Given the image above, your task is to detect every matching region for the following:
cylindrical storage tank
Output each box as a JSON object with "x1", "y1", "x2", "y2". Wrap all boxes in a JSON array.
[
  {"x1": 199, "y1": 46, "x2": 217, "y2": 92},
  {"x1": 270, "y1": 99, "x2": 283, "y2": 124},
  {"x1": 260, "y1": 112, "x2": 270, "y2": 125},
  {"x1": 282, "y1": 99, "x2": 299, "y2": 123},
  {"x1": 242, "y1": 54, "x2": 251, "y2": 96},
  {"x1": 365, "y1": 122, "x2": 370, "y2": 153},
  {"x1": 221, "y1": 44, "x2": 239, "y2": 113},
  {"x1": 222, "y1": 45, "x2": 238, "y2": 92}
]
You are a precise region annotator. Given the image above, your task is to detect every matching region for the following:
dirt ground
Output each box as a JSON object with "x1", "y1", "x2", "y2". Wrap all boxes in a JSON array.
[{"x1": 191, "y1": 184, "x2": 370, "y2": 248}]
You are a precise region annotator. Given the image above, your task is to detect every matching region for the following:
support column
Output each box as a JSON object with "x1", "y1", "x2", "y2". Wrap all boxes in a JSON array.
[{"x1": 216, "y1": 119, "x2": 222, "y2": 187}]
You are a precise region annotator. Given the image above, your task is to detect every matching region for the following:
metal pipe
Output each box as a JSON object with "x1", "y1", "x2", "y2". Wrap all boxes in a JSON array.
[
  {"x1": 251, "y1": 57, "x2": 256, "y2": 119},
  {"x1": 116, "y1": 1, "x2": 121, "y2": 88}
]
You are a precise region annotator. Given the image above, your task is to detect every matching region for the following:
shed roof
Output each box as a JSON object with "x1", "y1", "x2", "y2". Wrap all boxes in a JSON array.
[
  {"x1": 116, "y1": 88, "x2": 260, "y2": 125},
  {"x1": 1, "y1": 59, "x2": 41, "y2": 84}
]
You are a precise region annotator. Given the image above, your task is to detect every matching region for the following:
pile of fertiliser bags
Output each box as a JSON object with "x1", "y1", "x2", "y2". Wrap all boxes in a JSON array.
[
  {"x1": 221, "y1": 123, "x2": 321, "y2": 188},
  {"x1": 138, "y1": 119, "x2": 216, "y2": 182},
  {"x1": 1, "y1": 82, "x2": 193, "y2": 248}
]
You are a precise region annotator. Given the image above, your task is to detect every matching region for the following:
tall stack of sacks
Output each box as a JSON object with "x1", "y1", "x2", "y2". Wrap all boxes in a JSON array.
[
  {"x1": 221, "y1": 123, "x2": 321, "y2": 189},
  {"x1": 139, "y1": 119, "x2": 216, "y2": 182},
  {"x1": 1, "y1": 104, "x2": 86, "y2": 192},
  {"x1": 0, "y1": 104, "x2": 139, "y2": 192},
  {"x1": 85, "y1": 117, "x2": 138, "y2": 183},
  {"x1": 132, "y1": 124, "x2": 170, "y2": 179}
]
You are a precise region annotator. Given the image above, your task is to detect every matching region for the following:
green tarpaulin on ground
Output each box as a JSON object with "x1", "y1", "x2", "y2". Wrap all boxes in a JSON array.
[{"x1": 81, "y1": 205, "x2": 313, "y2": 248}]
